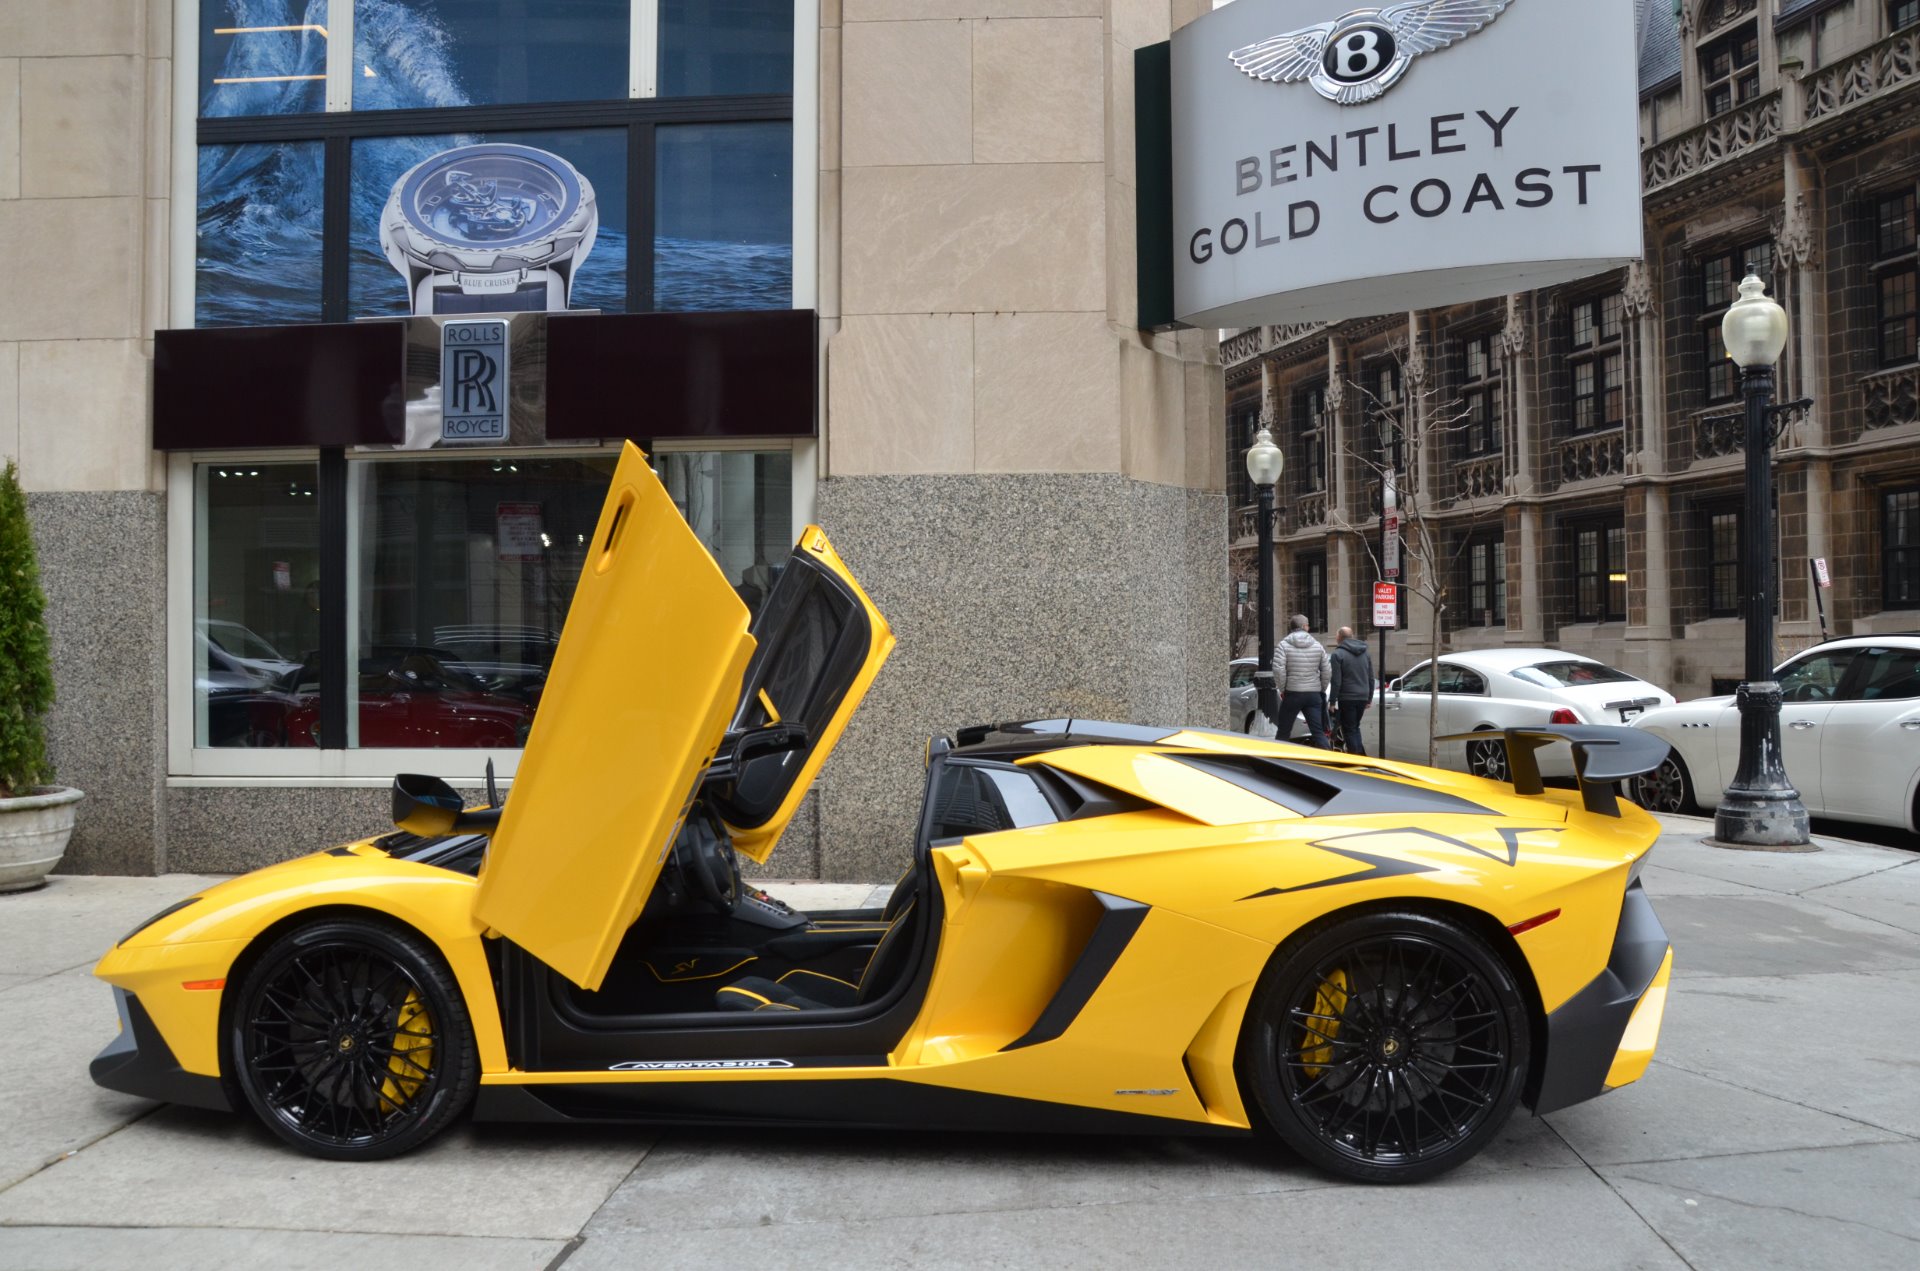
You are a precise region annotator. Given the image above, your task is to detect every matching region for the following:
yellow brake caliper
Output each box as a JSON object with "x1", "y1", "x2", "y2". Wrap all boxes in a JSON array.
[
  {"x1": 1301, "y1": 968, "x2": 1349, "y2": 1078},
  {"x1": 378, "y1": 990, "x2": 433, "y2": 1112}
]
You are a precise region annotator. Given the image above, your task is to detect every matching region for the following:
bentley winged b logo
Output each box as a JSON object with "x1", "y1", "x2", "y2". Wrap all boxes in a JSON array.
[{"x1": 1228, "y1": 0, "x2": 1513, "y2": 104}]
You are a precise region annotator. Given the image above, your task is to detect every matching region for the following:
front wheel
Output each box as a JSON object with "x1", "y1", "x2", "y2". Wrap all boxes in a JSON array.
[
  {"x1": 229, "y1": 918, "x2": 478, "y2": 1160},
  {"x1": 1241, "y1": 909, "x2": 1531, "y2": 1184},
  {"x1": 1631, "y1": 752, "x2": 1695, "y2": 815}
]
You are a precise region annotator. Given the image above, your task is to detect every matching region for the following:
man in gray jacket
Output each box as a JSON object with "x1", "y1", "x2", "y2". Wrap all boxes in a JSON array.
[
  {"x1": 1271, "y1": 615, "x2": 1332, "y2": 749},
  {"x1": 1328, "y1": 626, "x2": 1375, "y2": 755}
]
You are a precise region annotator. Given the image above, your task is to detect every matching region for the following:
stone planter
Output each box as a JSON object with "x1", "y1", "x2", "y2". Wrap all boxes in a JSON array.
[{"x1": 0, "y1": 786, "x2": 84, "y2": 893}]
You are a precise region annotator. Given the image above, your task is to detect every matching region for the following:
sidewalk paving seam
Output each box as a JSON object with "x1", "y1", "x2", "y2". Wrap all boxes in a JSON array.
[
  {"x1": 1605, "y1": 1172, "x2": 1920, "y2": 1247},
  {"x1": 0, "y1": 1104, "x2": 161, "y2": 1200},
  {"x1": 1542, "y1": 1119, "x2": 1699, "y2": 1271},
  {"x1": 1648, "y1": 1057, "x2": 1920, "y2": 1142},
  {"x1": 1794, "y1": 857, "x2": 1920, "y2": 895}
]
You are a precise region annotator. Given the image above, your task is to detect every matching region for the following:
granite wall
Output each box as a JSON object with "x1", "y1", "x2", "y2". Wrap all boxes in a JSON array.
[
  {"x1": 812, "y1": 472, "x2": 1229, "y2": 881},
  {"x1": 28, "y1": 491, "x2": 167, "y2": 875}
]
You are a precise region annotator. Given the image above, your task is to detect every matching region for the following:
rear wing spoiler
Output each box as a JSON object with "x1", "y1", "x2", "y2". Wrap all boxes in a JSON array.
[{"x1": 1435, "y1": 725, "x2": 1672, "y2": 818}]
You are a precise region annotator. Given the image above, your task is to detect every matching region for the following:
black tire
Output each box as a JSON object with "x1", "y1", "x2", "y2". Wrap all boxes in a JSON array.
[
  {"x1": 1465, "y1": 734, "x2": 1511, "y2": 783},
  {"x1": 1240, "y1": 909, "x2": 1531, "y2": 1184},
  {"x1": 1631, "y1": 751, "x2": 1695, "y2": 815},
  {"x1": 229, "y1": 918, "x2": 478, "y2": 1160}
]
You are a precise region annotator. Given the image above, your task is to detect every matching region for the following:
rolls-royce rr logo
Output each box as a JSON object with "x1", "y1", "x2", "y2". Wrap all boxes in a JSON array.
[{"x1": 1228, "y1": 0, "x2": 1512, "y2": 105}]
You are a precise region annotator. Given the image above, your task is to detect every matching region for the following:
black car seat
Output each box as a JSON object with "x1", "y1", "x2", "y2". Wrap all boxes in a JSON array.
[{"x1": 716, "y1": 897, "x2": 919, "y2": 1012}]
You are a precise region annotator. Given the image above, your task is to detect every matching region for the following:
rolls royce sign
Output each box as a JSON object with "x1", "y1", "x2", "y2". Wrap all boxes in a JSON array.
[{"x1": 1167, "y1": 0, "x2": 1640, "y2": 329}]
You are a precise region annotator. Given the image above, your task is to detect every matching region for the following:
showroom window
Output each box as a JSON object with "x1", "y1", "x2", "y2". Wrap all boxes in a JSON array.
[
  {"x1": 1700, "y1": 242, "x2": 1773, "y2": 402},
  {"x1": 1887, "y1": 488, "x2": 1920, "y2": 610},
  {"x1": 1877, "y1": 189, "x2": 1918, "y2": 368},
  {"x1": 193, "y1": 0, "x2": 796, "y2": 325},
  {"x1": 1460, "y1": 333, "x2": 1501, "y2": 454},
  {"x1": 1569, "y1": 293, "x2": 1624, "y2": 433},
  {"x1": 1571, "y1": 521, "x2": 1626, "y2": 623},
  {"x1": 185, "y1": 444, "x2": 799, "y2": 762},
  {"x1": 192, "y1": 463, "x2": 322, "y2": 748}
]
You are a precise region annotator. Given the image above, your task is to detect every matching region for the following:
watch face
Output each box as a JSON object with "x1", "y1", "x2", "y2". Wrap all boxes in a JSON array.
[{"x1": 395, "y1": 144, "x2": 586, "y2": 252}]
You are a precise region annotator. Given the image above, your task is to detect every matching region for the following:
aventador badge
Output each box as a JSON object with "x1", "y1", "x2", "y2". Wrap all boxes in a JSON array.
[{"x1": 1228, "y1": 0, "x2": 1512, "y2": 104}]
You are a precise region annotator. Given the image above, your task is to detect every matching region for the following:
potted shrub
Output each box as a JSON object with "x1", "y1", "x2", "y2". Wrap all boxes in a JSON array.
[{"x1": 0, "y1": 460, "x2": 81, "y2": 892}]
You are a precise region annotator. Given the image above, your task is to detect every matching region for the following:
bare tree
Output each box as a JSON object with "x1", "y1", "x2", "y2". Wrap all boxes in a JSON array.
[{"x1": 1341, "y1": 343, "x2": 1504, "y2": 767}]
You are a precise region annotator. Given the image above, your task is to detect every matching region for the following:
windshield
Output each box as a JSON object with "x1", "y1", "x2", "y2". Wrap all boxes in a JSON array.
[
  {"x1": 203, "y1": 621, "x2": 287, "y2": 663},
  {"x1": 1512, "y1": 660, "x2": 1637, "y2": 689}
]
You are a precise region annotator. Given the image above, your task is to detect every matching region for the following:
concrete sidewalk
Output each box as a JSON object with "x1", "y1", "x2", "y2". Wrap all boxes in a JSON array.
[{"x1": 1, "y1": 818, "x2": 1916, "y2": 1270}]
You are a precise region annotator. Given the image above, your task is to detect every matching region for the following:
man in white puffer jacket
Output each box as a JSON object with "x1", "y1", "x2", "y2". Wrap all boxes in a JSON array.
[{"x1": 1271, "y1": 614, "x2": 1332, "y2": 749}]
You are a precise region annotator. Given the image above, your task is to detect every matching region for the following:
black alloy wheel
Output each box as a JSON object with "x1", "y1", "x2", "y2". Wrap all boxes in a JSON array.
[
  {"x1": 1242, "y1": 910, "x2": 1530, "y2": 1184},
  {"x1": 230, "y1": 919, "x2": 477, "y2": 1160},
  {"x1": 1465, "y1": 736, "x2": 1511, "y2": 783},
  {"x1": 1631, "y1": 753, "x2": 1694, "y2": 815}
]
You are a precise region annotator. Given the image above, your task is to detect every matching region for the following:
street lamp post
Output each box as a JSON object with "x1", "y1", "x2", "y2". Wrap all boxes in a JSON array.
[
  {"x1": 1246, "y1": 424, "x2": 1286, "y2": 731},
  {"x1": 1713, "y1": 270, "x2": 1811, "y2": 847}
]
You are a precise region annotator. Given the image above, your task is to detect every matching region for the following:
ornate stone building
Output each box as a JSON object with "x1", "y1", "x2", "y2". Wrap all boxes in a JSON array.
[{"x1": 1224, "y1": 0, "x2": 1920, "y2": 700}]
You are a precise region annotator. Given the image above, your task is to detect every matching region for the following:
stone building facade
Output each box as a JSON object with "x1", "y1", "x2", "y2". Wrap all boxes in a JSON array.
[
  {"x1": 1224, "y1": 0, "x2": 1920, "y2": 701},
  {"x1": 5, "y1": 0, "x2": 1225, "y2": 879}
]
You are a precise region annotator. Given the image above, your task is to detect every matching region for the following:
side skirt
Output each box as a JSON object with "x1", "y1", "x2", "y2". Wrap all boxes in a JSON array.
[{"x1": 475, "y1": 1077, "x2": 1250, "y2": 1139}]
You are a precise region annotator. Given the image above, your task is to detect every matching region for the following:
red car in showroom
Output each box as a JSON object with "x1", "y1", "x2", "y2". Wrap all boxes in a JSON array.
[{"x1": 283, "y1": 647, "x2": 534, "y2": 749}]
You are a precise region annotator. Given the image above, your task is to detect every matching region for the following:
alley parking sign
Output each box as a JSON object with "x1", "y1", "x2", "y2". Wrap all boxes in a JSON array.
[{"x1": 441, "y1": 319, "x2": 510, "y2": 443}]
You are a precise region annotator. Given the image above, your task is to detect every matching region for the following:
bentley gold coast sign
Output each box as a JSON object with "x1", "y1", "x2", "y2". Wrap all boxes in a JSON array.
[{"x1": 1165, "y1": 0, "x2": 1641, "y2": 329}]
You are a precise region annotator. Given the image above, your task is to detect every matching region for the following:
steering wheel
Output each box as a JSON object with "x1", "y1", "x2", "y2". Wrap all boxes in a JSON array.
[{"x1": 674, "y1": 815, "x2": 740, "y2": 916}]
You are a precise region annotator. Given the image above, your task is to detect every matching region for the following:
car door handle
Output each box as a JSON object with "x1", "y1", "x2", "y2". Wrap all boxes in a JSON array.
[
  {"x1": 1903, "y1": 721, "x2": 1920, "y2": 731},
  {"x1": 1788, "y1": 720, "x2": 1815, "y2": 730}
]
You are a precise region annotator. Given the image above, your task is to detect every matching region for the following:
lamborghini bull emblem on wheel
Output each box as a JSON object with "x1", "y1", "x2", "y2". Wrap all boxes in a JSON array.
[
  {"x1": 1228, "y1": 0, "x2": 1512, "y2": 105},
  {"x1": 89, "y1": 441, "x2": 1674, "y2": 1185}
]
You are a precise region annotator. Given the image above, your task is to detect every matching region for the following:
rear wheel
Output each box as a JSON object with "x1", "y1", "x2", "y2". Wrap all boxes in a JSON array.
[
  {"x1": 1631, "y1": 752, "x2": 1694, "y2": 815},
  {"x1": 1465, "y1": 734, "x2": 1511, "y2": 783},
  {"x1": 1241, "y1": 910, "x2": 1530, "y2": 1184},
  {"x1": 230, "y1": 918, "x2": 477, "y2": 1160}
]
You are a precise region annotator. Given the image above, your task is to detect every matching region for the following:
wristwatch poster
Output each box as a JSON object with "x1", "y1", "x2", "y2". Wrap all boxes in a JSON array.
[{"x1": 379, "y1": 143, "x2": 600, "y2": 316}]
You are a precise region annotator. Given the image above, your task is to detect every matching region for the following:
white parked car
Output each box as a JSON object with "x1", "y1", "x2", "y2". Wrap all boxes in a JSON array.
[
  {"x1": 1628, "y1": 636, "x2": 1920, "y2": 833},
  {"x1": 1380, "y1": 649, "x2": 1675, "y2": 779}
]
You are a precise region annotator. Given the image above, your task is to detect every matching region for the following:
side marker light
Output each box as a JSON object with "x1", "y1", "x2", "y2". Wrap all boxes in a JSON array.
[
  {"x1": 181, "y1": 979, "x2": 227, "y2": 991},
  {"x1": 1506, "y1": 909, "x2": 1561, "y2": 936}
]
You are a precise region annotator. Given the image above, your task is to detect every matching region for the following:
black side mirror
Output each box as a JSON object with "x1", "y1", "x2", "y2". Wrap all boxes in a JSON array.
[{"x1": 392, "y1": 773, "x2": 502, "y2": 837}]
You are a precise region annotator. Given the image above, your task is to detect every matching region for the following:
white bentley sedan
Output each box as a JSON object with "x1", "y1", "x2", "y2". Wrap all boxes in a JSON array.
[
  {"x1": 1378, "y1": 649, "x2": 1674, "y2": 779},
  {"x1": 1628, "y1": 636, "x2": 1920, "y2": 834}
]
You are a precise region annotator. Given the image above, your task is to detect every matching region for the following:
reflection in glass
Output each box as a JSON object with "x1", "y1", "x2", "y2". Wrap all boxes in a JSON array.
[
  {"x1": 194, "y1": 464, "x2": 321, "y2": 748},
  {"x1": 338, "y1": 455, "x2": 616, "y2": 748},
  {"x1": 659, "y1": 451, "x2": 792, "y2": 614},
  {"x1": 655, "y1": 123, "x2": 792, "y2": 311},
  {"x1": 661, "y1": 0, "x2": 794, "y2": 96},
  {"x1": 350, "y1": 129, "x2": 628, "y2": 318},
  {"x1": 196, "y1": 142, "x2": 327, "y2": 327},
  {"x1": 200, "y1": 0, "x2": 330, "y2": 118},
  {"x1": 353, "y1": 0, "x2": 627, "y2": 110}
]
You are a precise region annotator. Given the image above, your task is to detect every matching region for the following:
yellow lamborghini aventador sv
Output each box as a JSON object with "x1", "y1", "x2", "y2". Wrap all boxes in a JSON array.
[{"x1": 91, "y1": 443, "x2": 1673, "y2": 1184}]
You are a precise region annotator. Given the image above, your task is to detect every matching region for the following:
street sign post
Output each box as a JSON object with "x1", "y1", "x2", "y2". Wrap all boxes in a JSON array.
[
  {"x1": 1383, "y1": 510, "x2": 1401, "y2": 579},
  {"x1": 1373, "y1": 581, "x2": 1398, "y2": 761},
  {"x1": 1810, "y1": 558, "x2": 1831, "y2": 641}
]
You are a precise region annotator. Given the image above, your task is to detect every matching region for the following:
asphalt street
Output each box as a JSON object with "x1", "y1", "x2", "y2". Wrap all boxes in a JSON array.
[{"x1": 1, "y1": 816, "x2": 1917, "y2": 1271}]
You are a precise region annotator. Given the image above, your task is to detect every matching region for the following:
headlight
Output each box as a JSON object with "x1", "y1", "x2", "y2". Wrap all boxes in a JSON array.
[{"x1": 118, "y1": 897, "x2": 200, "y2": 947}]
